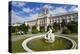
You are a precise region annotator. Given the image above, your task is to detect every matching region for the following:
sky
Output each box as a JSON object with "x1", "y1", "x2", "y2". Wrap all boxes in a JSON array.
[{"x1": 9, "y1": 1, "x2": 78, "y2": 24}]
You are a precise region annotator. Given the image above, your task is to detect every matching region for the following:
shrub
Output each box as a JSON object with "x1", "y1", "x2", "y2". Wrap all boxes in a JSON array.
[
  {"x1": 62, "y1": 27, "x2": 71, "y2": 34},
  {"x1": 11, "y1": 26, "x2": 20, "y2": 33},
  {"x1": 32, "y1": 29, "x2": 38, "y2": 34},
  {"x1": 32, "y1": 26, "x2": 38, "y2": 34}
]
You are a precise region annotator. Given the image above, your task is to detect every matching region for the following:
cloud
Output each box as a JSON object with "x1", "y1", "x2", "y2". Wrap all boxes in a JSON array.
[
  {"x1": 43, "y1": 5, "x2": 53, "y2": 9},
  {"x1": 12, "y1": 1, "x2": 26, "y2": 7},
  {"x1": 11, "y1": 2, "x2": 78, "y2": 22},
  {"x1": 49, "y1": 7, "x2": 68, "y2": 16},
  {"x1": 54, "y1": 7, "x2": 67, "y2": 14},
  {"x1": 42, "y1": 5, "x2": 68, "y2": 16},
  {"x1": 68, "y1": 6, "x2": 78, "y2": 12},
  {"x1": 25, "y1": 13, "x2": 38, "y2": 21},
  {"x1": 23, "y1": 8, "x2": 32, "y2": 13},
  {"x1": 43, "y1": 5, "x2": 54, "y2": 9},
  {"x1": 36, "y1": 8, "x2": 40, "y2": 10},
  {"x1": 11, "y1": 9, "x2": 38, "y2": 23},
  {"x1": 42, "y1": 5, "x2": 78, "y2": 16},
  {"x1": 11, "y1": 10, "x2": 25, "y2": 24}
]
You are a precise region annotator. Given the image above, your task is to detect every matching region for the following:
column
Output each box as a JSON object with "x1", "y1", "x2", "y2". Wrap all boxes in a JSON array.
[
  {"x1": 37, "y1": 20, "x2": 40, "y2": 31},
  {"x1": 45, "y1": 16, "x2": 50, "y2": 31}
]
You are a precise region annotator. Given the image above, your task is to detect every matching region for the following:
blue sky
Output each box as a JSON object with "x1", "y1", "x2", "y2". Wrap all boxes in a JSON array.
[{"x1": 9, "y1": 1, "x2": 78, "y2": 24}]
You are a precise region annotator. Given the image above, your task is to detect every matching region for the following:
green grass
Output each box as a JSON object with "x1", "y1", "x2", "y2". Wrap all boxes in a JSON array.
[
  {"x1": 11, "y1": 38, "x2": 27, "y2": 53},
  {"x1": 11, "y1": 33, "x2": 78, "y2": 53},
  {"x1": 11, "y1": 33, "x2": 16, "y2": 36},
  {"x1": 64, "y1": 33, "x2": 78, "y2": 49},
  {"x1": 27, "y1": 37, "x2": 72, "y2": 51}
]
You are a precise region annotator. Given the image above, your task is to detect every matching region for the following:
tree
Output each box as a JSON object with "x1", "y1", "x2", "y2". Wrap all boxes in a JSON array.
[
  {"x1": 19, "y1": 24, "x2": 29, "y2": 33},
  {"x1": 11, "y1": 26, "x2": 19, "y2": 33},
  {"x1": 26, "y1": 24, "x2": 30, "y2": 32}
]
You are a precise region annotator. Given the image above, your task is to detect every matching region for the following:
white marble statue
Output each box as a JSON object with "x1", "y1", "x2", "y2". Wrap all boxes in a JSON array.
[{"x1": 44, "y1": 28, "x2": 55, "y2": 43}]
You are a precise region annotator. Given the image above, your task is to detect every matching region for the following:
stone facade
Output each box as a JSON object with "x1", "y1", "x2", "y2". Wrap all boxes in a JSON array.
[{"x1": 25, "y1": 7, "x2": 78, "y2": 31}]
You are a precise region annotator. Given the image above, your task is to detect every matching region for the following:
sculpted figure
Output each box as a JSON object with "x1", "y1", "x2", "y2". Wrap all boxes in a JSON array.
[{"x1": 44, "y1": 28, "x2": 55, "y2": 43}]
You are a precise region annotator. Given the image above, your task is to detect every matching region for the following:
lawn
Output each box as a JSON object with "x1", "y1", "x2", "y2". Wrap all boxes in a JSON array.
[
  {"x1": 11, "y1": 38, "x2": 27, "y2": 53},
  {"x1": 11, "y1": 33, "x2": 16, "y2": 36},
  {"x1": 11, "y1": 33, "x2": 78, "y2": 53}
]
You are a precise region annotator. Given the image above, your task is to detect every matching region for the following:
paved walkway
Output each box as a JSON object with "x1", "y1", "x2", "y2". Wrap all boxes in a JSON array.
[{"x1": 11, "y1": 33, "x2": 45, "y2": 42}]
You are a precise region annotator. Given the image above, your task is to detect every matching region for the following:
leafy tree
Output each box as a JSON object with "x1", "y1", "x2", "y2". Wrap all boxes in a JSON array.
[
  {"x1": 11, "y1": 26, "x2": 19, "y2": 33},
  {"x1": 26, "y1": 24, "x2": 30, "y2": 32},
  {"x1": 19, "y1": 24, "x2": 29, "y2": 33}
]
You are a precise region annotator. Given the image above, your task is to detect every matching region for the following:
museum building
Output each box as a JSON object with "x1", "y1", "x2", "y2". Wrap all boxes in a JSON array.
[{"x1": 25, "y1": 7, "x2": 78, "y2": 31}]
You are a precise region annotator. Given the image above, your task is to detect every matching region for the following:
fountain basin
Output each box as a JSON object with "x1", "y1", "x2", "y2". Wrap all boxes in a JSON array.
[{"x1": 22, "y1": 35, "x2": 77, "y2": 52}]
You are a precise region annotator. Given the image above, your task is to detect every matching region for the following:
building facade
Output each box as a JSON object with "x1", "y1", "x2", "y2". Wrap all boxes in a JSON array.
[{"x1": 25, "y1": 7, "x2": 78, "y2": 31}]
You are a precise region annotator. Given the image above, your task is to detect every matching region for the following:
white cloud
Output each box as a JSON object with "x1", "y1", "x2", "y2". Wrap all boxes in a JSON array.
[
  {"x1": 12, "y1": 1, "x2": 26, "y2": 7},
  {"x1": 11, "y1": 9, "x2": 38, "y2": 23},
  {"x1": 25, "y1": 13, "x2": 38, "y2": 21},
  {"x1": 11, "y1": 10, "x2": 25, "y2": 24},
  {"x1": 49, "y1": 7, "x2": 68, "y2": 16},
  {"x1": 23, "y1": 8, "x2": 32, "y2": 13},
  {"x1": 69, "y1": 6, "x2": 78, "y2": 12},
  {"x1": 43, "y1": 5, "x2": 53, "y2": 9},
  {"x1": 54, "y1": 7, "x2": 67, "y2": 14},
  {"x1": 36, "y1": 8, "x2": 40, "y2": 10}
]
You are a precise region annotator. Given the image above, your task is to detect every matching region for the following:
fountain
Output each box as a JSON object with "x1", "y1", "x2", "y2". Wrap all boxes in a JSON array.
[
  {"x1": 22, "y1": 28, "x2": 77, "y2": 52},
  {"x1": 44, "y1": 28, "x2": 55, "y2": 43}
]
